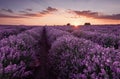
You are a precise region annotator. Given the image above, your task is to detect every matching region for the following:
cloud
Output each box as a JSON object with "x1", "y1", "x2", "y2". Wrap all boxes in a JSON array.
[
  {"x1": 19, "y1": 11, "x2": 28, "y2": 13},
  {"x1": 0, "y1": 7, "x2": 58, "y2": 18},
  {"x1": 98, "y1": 14, "x2": 120, "y2": 20},
  {"x1": 40, "y1": 6, "x2": 58, "y2": 14},
  {"x1": 26, "y1": 8, "x2": 32, "y2": 11},
  {"x1": 47, "y1": 7, "x2": 58, "y2": 12},
  {"x1": 69, "y1": 10, "x2": 120, "y2": 20},
  {"x1": 0, "y1": 9, "x2": 14, "y2": 13},
  {"x1": 0, "y1": 13, "x2": 26, "y2": 18},
  {"x1": 22, "y1": 13, "x2": 43, "y2": 17},
  {"x1": 19, "y1": 8, "x2": 33, "y2": 13},
  {"x1": 21, "y1": 6, "x2": 58, "y2": 17}
]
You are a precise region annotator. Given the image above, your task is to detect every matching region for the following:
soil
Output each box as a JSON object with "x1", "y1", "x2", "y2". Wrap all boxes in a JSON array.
[{"x1": 33, "y1": 27, "x2": 56, "y2": 79}]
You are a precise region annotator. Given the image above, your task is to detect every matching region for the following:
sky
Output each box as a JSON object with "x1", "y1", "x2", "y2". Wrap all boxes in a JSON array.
[{"x1": 0, "y1": 0, "x2": 120, "y2": 25}]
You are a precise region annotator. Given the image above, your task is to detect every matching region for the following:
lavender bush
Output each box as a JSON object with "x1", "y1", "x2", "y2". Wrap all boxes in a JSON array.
[
  {"x1": 72, "y1": 30, "x2": 120, "y2": 49},
  {"x1": 0, "y1": 28, "x2": 27, "y2": 40},
  {"x1": 45, "y1": 27, "x2": 71, "y2": 46},
  {"x1": 49, "y1": 35, "x2": 120, "y2": 79},
  {"x1": 0, "y1": 27, "x2": 43, "y2": 79}
]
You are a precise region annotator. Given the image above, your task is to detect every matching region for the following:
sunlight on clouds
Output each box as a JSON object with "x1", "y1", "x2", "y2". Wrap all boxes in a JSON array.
[{"x1": 0, "y1": 9, "x2": 120, "y2": 25}]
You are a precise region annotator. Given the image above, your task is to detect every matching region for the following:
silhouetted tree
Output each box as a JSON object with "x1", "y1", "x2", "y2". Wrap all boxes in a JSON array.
[
  {"x1": 67, "y1": 23, "x2": 71, "y2": 26},
  {"x1": 84, "y1": 23, "x2": 91, "y2": 25}
]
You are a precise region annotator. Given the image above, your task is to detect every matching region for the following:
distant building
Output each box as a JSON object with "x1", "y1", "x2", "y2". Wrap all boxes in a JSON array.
[{"x1": 84, "y1": 23, "x2": 91, "y2": 25}]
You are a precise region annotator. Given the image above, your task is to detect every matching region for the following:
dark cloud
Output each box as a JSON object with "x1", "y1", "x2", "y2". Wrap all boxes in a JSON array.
[
  {"x1": 47, "y1": 7, "x2": 58, "y2": 12},
  {"x1": 40, "y1": 6, "x2": 58, "y2": 14},
  {"x1": 19, "y1": 11, "x2": 28, "y2": 13},
  {"x1": 98, "y1": 14, "x2": 120, "y2": 20},
  {"x1": 0, "y1": 13, "x2": 26, "y2": 18},
  {"x1": 69, "y1": 10, "x2": 120, "y2": 20},
  {"x1": 1, "y1": 9, "x2": 14, "y2": 13},
  {"x1": 21, "y1": 6, "x2": 58, "y2": 17},
  {"x1": 26, "y1": 8, "x2": 32, "y2": 11},
  {"x1": 19, "y1": 8, "x2": 32, "y2": 13},
  {"x1": 0, "y1": 7, "x2": 58, "y2": 18}
]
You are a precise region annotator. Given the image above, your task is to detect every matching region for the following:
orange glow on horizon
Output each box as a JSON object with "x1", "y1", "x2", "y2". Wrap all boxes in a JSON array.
[
  {"x1": 0, "y1": 13, "x2": 120, "y2": 25},
  {"x1": 73, "y1": 21, "x2": 80, "y2": 26},
  {"x1": 73, "y1": 25, "x2": 78, "y2": 28}
]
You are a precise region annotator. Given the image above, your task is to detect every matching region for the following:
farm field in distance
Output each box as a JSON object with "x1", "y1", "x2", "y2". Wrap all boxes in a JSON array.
[{"x1": 0, "y1": 25, "x2": 120, "y2": 79}]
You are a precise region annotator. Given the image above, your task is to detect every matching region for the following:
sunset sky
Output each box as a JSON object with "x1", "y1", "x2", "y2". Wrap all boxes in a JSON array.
[{"x1": 0, "y1": 0, "x2": 120, "y2": 25}]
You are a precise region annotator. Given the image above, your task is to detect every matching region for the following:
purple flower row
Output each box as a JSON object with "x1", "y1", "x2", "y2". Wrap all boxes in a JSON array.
[
  {"x1": 0, "y1": 27, "x2": 27, "y2": 40},
  {"x1": 45, "y1": 27, "x2": 71, "y2": 46},
  {"x1": 72, "y1": 30, "x2": 120, "y2": 49},
  {"x1": 0, "y1": 27, "x2": 43, "y2": 79},
  {"x1": 75, "y1": 25, "x2": 120, "y2": 36},
  {"x1": 49, "y1": 34, "x2": 120, "y2": 79},
  {"x1": 45, "y1": 27, "x2": 120, "y2": 79}
]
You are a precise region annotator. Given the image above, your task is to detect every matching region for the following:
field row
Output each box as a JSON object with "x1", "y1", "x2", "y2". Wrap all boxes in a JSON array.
[{"x1": 0, "y1": 25, "x2": 120, "y2": 79}]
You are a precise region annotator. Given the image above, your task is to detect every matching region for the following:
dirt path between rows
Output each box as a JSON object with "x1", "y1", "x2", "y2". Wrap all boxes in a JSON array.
[{"x1": 34, "y1": 27, "x2": 56, "y2": 79}]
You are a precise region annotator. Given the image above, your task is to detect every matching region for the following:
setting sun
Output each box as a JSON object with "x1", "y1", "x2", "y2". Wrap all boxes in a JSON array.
[{"x1": 73, "y1": 22, "x2": 79, "y2": 27}]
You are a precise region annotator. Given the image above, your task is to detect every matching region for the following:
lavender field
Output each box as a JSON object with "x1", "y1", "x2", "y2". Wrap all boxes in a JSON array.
[{"x1": 0, "y1": 25, "x2": 120, "y2": 79}]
